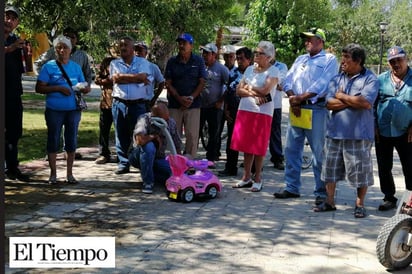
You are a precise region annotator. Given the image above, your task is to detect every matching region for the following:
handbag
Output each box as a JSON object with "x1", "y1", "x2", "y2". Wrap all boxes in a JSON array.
[{"x1": 56, "y1": 61, "x2": 88, "y2": 111}]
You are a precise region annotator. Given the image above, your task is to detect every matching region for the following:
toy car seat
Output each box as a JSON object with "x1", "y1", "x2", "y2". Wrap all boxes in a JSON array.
[{"x1": 167, "y1": 154, "x2": 189, "y2": 177}]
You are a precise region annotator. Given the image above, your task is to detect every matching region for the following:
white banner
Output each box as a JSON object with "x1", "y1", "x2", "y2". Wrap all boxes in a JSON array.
[{"x1": 9, "y1": 237, "x2": 115, "y2": 268}]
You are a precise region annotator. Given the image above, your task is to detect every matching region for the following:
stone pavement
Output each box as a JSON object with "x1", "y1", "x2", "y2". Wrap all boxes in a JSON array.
[{"x1": 4, "y1": 97, "x2": 411, "y2": 273}]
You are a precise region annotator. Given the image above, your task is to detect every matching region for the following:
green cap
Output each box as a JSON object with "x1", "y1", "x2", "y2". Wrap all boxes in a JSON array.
[{"x1": 301, "y1": 28, "x2": 326, "y2": 42}]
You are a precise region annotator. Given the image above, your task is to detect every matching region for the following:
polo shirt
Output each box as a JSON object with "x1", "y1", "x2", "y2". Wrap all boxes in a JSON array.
[{"x1": 165, "y1": 53, "x2": 207, "y2": 108}]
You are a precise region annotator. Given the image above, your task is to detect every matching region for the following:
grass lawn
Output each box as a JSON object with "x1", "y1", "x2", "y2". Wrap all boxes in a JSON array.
[{"x1": 19, "y1": 92, "x2": 105, "y2": 163}]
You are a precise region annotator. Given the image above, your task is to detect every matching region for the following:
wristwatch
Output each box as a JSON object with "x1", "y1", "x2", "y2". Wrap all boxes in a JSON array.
[{"x1": 188, "y1": 96, "x2": 194, "y2": 101}]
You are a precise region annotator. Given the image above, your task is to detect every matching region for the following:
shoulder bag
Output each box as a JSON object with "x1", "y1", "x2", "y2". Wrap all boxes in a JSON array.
[{"x1": 56, "y1": 61, "x2": 88, "y2": 111}]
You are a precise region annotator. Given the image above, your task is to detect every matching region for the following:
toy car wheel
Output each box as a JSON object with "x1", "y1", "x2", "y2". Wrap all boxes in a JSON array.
[
  {"x1": 206, "y1": 185, "x2": 218, "y2": 199},
  {"x1": 181, "y1": 188, "x2": 195, "y2": 203}
]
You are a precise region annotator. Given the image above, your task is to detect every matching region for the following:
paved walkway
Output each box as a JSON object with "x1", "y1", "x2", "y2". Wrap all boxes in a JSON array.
[{"x1": 5, "y1": 97, "x2": 411, "y2": 273}]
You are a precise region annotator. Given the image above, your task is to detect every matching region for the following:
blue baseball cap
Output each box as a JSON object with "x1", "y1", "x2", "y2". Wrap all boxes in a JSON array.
[
  {"x1": 387, "y1": 46, "x2": 407, "y2": 61},
  {"x1": 176, "y1": 33, "x2": 194, "y2": 44}
]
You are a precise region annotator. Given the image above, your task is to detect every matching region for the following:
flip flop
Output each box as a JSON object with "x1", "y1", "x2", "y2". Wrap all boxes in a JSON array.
[
  {"x1": 232, "y1": 179, "x2": 253, "y2": 188},
  {"x1": 313, "y1": 202, "x2": 336, "y2": 212}
]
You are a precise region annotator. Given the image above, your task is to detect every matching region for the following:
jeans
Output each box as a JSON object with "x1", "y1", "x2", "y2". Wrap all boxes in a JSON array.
[
  {"x1": 128, "y1": 142, "x2": 172, "y2": 187},
  {"x1": 376, "y1": 133, "x2": 412, "y2": 202},
  {"x1": 112, "y1": 100, "x2": 148, "y2": 170},
  {"x1": 45, "y1": 108, "x2": 81, "y2": 153},
  {"x1": 284, "y1": 104, "x2": 327, "y2": 197},
  {"x1": 98, "y1": 108, "x2": 113, "y2": 157},
  {"x1": 269, "y1": 108, "x2": 283, "y2": 162},
  {"x1": 200, "y1": 107, "x2": 223, "y2": 161}
]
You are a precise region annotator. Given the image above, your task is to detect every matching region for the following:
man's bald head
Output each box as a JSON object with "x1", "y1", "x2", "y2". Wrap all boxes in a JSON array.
[{"x1": 151, "y1": 103, "x2": 169, "y2": 121}]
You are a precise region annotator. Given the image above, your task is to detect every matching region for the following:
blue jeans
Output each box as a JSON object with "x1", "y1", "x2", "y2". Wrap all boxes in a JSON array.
[
  {"x1": 45, "y1": 108, "x2": 81, "y2": 153},
  {"x1": 128, "y1": 142, "x2": 172, "y2": 187},
  {"x1": 112, "y1": 100, "x2": 148, "y2": 169},
  {"x1": 284, "y1": 104, "x2": 327, "y2": 197}
]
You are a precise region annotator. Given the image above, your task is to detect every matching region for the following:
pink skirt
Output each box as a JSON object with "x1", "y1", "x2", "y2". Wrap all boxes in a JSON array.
[{"x1": 230, "y1": 110, "x2": 272, "y2": 156}]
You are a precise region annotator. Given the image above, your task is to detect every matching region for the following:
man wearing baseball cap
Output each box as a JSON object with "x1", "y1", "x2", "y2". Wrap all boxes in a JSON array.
[
  {"x1": 376, "y1": 46, "x2": 412, "y2": 211},
  {"x1": 5, "y1": 5, "x2": 30, "y2": 180},
  {"x1": 165, "y1": 33, "x2": 207, "y2": 158},
  {"x1": 274, "y1": 27, "x2": 339, "y2": 204},
  {"x1": 199, "y1": 43, "x2": 229, "y2": 165}
]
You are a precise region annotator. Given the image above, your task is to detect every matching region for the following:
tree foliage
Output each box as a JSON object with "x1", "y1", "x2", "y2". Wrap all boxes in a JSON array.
[
  {"x1": 245, "y1": 0, "x2": 333, "y2": 66},
  {"x1": 8, "y1": 0, "x2": 412, "y2": 71}
]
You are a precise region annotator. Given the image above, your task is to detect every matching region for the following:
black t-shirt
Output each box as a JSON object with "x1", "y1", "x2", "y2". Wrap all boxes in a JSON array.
[{"x1": 5, "y1": 33, "x2": 24, "y2": 98}]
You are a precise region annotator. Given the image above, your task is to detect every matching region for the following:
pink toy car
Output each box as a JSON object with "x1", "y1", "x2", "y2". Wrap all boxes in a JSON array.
[{"x1": 166, "y1": 154, "x2": 223, "y2": 203}]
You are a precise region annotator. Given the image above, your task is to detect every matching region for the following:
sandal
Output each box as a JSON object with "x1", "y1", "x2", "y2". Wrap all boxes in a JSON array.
[
  {"x1": 66, "y1": 175, "x2": 79, "y2": 184},
  {"x1": 354, "y1": 206, "x2": 366, "y2": 218},
  {"x1": 251, "y1": 181, "x2": 263, "y2": 192},
  {"x1": 48, "y1": 175, "x2": 57, "y2": 185},
  {"x1": 313, "y1": 202, "x2": 337, "y2": 212},
  {"x1": 233, "y1": 178, "x2": 253, "y2": 188}
]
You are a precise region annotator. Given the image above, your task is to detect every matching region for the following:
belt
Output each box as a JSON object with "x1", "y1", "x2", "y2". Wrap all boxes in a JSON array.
[
  {"x1": 301, "y1": 97, "x2": 325, "y2": 105},
  {"x1": 114, "y1": 97, "x2": 149, "y2": 105}
]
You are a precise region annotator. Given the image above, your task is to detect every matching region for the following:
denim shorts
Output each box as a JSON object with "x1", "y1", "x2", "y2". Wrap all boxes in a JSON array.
[{"x1": 45, "y1": 108, "x2": 81, "y2": 153}]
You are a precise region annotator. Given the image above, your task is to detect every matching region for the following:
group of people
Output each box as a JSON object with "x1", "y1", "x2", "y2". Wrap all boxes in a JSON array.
[{"x1": 5, "y1": 5, "x2": 411, "y2": 214}]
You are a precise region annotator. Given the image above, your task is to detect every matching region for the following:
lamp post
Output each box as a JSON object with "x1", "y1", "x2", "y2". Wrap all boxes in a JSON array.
[{"x1": 378, "y1": 22, "x2": 388, "y2": 74}]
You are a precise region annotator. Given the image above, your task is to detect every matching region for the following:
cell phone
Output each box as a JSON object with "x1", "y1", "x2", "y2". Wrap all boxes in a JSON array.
[{"x1": 255, "y1": 93, "x2": 272, "y2": 105}]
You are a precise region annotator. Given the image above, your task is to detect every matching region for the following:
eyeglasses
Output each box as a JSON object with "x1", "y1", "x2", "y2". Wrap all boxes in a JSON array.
[{"x1": 253, "y1": 51, "x2": 266, "y2": 56}]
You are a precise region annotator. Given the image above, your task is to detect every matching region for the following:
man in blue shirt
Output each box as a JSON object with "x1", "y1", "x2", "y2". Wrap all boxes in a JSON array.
[
  {"x1": 274, "y1": 28, "x2": 339, "y2": 205},
  {"x1": 110, "y1": 36, "x2": 152, "y2": 174},
  {"x1": 314, "y1": 44, "x2": 378, "y2": 218},
  {"x1": 375, "y1": 46, "x2": 412, "y2": 211},
  {"x1": 165, "y1": 33, "x2": 207, "y2": 159}
]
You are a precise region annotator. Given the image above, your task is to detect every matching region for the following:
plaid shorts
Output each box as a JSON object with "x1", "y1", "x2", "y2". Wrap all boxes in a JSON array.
[{"x1": 321, "y1": 138, "x2": 374, "y2": 188}]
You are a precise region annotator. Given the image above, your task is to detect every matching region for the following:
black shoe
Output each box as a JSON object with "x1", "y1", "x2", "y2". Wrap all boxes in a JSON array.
[
  {"x1": 114, "y1": 167, "x2": 130, "y2": 175},
  {"x1": 218, "y1": 169, "x2": 237, "y2": 177},
  {"x1": 378, "y1": 200, "x2": 397, "y2": 211},
  {"x1": 6, "y1": 169, "x2": 30, "y2": 181},
  {"x1": 315, "y1": 196, "x2": 325, "y2": 206},
  {"x1": 274, "y1": 190, "x2": 300, "y2": 199},
  {"x1": 273, "y1": 161, "x2": 285, "y2": 170}
]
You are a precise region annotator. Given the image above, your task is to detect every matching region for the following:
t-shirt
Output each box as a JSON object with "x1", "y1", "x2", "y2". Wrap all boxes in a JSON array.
[
  {"x1": 201, "y1": 61, "x2": 229, "y2": 108},
  {"x1": 238, "y1": 65, "x2": 279, "y2": 116},
  {"x1": 37, "y1": 60, "x2": 85, "y2": 111}
]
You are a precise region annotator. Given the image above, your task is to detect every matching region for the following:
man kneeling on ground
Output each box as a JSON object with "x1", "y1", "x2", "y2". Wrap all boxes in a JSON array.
[{"x1": 129, "y1": 103, "x2": 182, "y2": 194}]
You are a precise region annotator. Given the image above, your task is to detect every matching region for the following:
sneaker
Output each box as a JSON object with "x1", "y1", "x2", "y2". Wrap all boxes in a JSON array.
[
  {"x1": 48, "y1": 175, "x2": 57, "y2": 185},
  {"x1": 142, "y1": 184, "x2": 153, "y2": 194},
  {"x1": 378, "y1": 200, "x2": 397, "y2": 211},
  {"x1": 114, "y1": 167, "x2": 130, "y2": 175},
  {"x1": 95, "y1": 156, "x2": 109, "y2": 164},
  {"x1": 66, "y1": 175, "x2": 79, "y2": 184}
]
